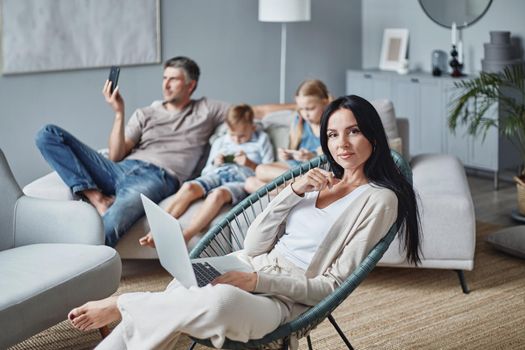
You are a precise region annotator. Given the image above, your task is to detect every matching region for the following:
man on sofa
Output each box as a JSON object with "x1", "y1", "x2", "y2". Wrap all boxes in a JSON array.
[{"x1": 35, "y1": 56, "x2": 291, "y2": 247}]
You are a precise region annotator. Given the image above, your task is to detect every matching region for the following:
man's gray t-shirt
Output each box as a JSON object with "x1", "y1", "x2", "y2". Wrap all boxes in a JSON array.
[{"x1": 125, "y1": 97, "x2": 230, "y2": 182}]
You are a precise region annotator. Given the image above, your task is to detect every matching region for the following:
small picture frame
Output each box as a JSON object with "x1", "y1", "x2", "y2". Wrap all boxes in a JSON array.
[{"x1": 379, "y1": 28, "x2": 409, "y2": 71}]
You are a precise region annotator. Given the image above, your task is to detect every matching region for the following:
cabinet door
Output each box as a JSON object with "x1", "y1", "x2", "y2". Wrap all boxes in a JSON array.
[
  {"x1": 468, "y1": 103, "x2": 498, "y2": 170},
  {"x1": 346, "y1": 71, "x2": 373, "y2": 99},
  {"x1": 419, "y1": 78, "x2": 443, "y2": 154},
  {"x1": 346, "y1": 71, "x2": 391, "y2": 101},
  {"x1": 392, "y1": 77, "x2": 443, "y2": 156},
  {"x1": 443, "y1": 82, "x2": 469, "y2": 165},
  {"x1": 392, "y1": 79, "x2": 419, "y2": 155},
  {"x1": 369, "y1": 74, "x2": 391, "y2": 100}
]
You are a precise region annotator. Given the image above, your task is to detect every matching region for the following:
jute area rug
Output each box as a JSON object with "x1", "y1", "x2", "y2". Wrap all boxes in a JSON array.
[{"x1": 9, "y1": 222, "x2": 525, "y2": 350}]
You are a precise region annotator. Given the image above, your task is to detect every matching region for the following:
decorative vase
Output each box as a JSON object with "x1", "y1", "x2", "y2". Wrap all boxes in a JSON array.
[{"x1": 481, "y1": 31, "x2": 522, "y2": 73}]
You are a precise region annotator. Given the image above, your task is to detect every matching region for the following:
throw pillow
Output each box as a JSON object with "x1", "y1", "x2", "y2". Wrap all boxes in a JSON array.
[
  {"x1": 486, "y1": 226, "x2": 525, "y2": 259},
  {"x1": 371, "y1": 99, "x2": 399, "y2": 139},
  {"x1": 388, "y1": 137, "x2": 403, "y2": 156}
]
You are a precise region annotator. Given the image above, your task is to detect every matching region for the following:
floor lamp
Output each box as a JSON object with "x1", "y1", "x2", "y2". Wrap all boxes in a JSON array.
[{"x1": 259, "y1": 0, "x2": 311, "y2": 103}]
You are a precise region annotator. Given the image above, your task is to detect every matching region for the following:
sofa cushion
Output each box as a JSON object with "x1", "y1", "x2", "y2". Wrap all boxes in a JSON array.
[
  {"x1": 0, "y1": 244, "x2": 119, "y2": 311},
  {"x1": 23, "y1": 171, "x2": 76, "y2": 200},
  {"x1": 0, "y1": 244, "x2": 121, "y2": 348}
]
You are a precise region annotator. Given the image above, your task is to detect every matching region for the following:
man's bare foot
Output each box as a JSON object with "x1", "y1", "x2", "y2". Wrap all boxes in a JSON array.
[
  {"x1": 68, "y1": 296, "x2": 121, "y2": 331},
  {"x1": 82, "y1": 189, "x2": 115, "y2": 215},
  {"x1": 139, "y1": 232, "x2": 156, "y2": 248}
]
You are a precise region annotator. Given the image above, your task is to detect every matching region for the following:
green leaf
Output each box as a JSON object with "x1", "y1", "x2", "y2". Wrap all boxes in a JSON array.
[{"x1": 449, "y1": 64, "x2": 525, "y2": 160}]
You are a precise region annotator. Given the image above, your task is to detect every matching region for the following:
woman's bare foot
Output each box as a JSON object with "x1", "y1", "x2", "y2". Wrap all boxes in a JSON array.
[
  {"x1": 139, "y1": 232, "x2": 156, "y2": 248},
  {"x1": 82, "y1": 189, "x2": 115, "y2": 215},
  {"x1": 68, "y1": 296, "x2": 121, "y2": 331}
]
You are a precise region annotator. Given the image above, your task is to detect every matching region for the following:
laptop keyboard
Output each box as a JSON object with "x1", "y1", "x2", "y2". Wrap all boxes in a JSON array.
[{"x1": 192, "y1": 262, "x2": 222, "y2": 287}]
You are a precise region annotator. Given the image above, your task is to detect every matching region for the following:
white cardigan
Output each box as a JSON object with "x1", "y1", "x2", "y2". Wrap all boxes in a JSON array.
[{"x1": 245, "y1": 184, "x2": 398, "y2": 311}]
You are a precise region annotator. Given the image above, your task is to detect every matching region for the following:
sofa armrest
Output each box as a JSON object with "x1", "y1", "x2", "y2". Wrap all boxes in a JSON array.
[
  {"x1": 13, "y1": 196, "x2": 104, "y2": 246},
  {"x1": 23, "y1": 171, "x2": 76, "y2": 200},
  {"x1": 23, "y1": 149, "x2": 109, "y2": 200}
]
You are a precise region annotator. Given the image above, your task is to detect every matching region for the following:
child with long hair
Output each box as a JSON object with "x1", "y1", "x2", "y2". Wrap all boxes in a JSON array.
[{"x1": 244, "y1": 79, "x2": 330, "y2": 193}]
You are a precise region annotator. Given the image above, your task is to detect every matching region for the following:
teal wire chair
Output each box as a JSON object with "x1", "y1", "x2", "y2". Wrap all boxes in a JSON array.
[{"x1": 188, "y1": 151, "x2": 411, "y2": 350}]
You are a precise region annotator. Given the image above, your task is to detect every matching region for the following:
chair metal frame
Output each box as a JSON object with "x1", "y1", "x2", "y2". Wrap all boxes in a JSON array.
[{"x1": 188, "y1": 152, "x2": 410, "y2": 349}]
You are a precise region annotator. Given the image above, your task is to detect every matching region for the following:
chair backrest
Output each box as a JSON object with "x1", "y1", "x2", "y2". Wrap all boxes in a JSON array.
[
  {"x1": 189, "y1": 151, "x2": 411, "y2": 349},
  {"x1": 0, "y1": 149, "x2": 23, "y2": 251}
]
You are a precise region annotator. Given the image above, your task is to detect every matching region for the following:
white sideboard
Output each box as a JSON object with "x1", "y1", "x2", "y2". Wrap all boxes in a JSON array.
[{"x1": 346, "y1": 69, "x2": 520, "y2": 187}]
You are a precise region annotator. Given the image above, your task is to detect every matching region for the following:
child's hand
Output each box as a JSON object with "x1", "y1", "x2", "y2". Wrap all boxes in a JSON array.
[
  {"x1": 278, "y1": 148, "x2": 293, "y2": 161},
  {"x1": 292, "y1": 148, "x2": 314, "y2": 162},
  {"x1": 234, "y1": 151, "x2": 257, "y2": 170},
  {"x1": 233, "y1": 150, "x2": 248, "y2": 166},
  {"x1": 139, "y1": 232, "x2": 155, "y2": 248},
  {"x1": 214, "y1": 154, "x2": 225, "y2": 166}
]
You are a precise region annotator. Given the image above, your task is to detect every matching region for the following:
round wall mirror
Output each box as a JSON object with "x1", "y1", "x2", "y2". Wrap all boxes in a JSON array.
[{"x1": 419, "y1": 0, "x2": 492, "y2": 29}]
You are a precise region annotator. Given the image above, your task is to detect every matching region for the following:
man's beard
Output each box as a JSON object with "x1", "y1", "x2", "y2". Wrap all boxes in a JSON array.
[{"x1": 164, "y1": 94, "x2": 181, "y2": 105}]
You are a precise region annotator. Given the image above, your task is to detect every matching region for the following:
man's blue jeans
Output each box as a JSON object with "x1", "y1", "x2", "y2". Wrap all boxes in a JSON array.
[{"x1": 35, "y1": 124, "x2": 179, "y2": 247}]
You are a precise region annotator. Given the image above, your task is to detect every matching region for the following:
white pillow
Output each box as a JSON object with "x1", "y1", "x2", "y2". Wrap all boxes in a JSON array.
[
  {"x1": 371, "y1": 99, "x2": 399, "y2": 140},
  {"x1": 388, "y1": 137, "x2": 403, "y2": 155}
]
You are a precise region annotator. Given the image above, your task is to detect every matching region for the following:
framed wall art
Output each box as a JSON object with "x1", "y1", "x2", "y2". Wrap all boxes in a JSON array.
[
  {"x1": 1, "y1": 0, "x2": 161, "y2": 75},
  {"x1": 379, "y1": 28, "x2": 409, "y2": 71}
]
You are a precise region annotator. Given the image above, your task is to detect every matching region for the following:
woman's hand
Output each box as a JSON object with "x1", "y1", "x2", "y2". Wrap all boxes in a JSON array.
[
  {"x1": 102, "y1": 80, "x2": 124, "y2": 115},
  {"x1": 292, "y1": 148, "x2": 315, "y2": 162},
  {"x1": 212, "y1": 271, "x2": 258, "y2": 292},
  {"x1": 291, "y1": 168, "x2": 335, "y2": 196}
]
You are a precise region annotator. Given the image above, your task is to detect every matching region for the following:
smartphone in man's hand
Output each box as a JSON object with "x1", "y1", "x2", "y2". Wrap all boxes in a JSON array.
[{"x1": 108, "y1": 66, "x2": 120, "y2": 94}]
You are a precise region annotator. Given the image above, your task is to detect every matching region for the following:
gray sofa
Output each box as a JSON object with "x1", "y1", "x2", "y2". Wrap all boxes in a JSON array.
[
  {"x1": 22, "y1": 100, "x2": 476, "y2": 291},
  {"x1": 0, "y1": 149, "x2": 122, "y2": 349}
]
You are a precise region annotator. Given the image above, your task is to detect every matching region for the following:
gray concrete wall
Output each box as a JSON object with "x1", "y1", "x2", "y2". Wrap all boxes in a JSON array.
[
  {"x1": 362, "y1": 0, "x2": 525, "y2": 74},
  {"x1": 0, "y1": 0, "x2": 360, "y2": 186}
]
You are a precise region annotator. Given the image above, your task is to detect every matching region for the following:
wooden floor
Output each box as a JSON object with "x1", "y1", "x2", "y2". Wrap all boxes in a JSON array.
[{"x1": 467, "y1": 173, "x2": 517, "y2": 227}]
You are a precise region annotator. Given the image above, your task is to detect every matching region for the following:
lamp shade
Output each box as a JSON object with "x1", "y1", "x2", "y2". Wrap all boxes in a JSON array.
[{"x1": 258, "y1": 0, "x2": 311, "y2": 22}]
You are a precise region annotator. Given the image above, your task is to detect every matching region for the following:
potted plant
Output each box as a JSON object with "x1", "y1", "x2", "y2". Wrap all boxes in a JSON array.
[{"x1": 448, "y1": 64, "x2": 525, "y2": 213}]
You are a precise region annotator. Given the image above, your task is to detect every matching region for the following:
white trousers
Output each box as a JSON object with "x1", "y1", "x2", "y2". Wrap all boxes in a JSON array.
[{"x1": 96, "y1": 280, "x2": 290, "y2": 350}]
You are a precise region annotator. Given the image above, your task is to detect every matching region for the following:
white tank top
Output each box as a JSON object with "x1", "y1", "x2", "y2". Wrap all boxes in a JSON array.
[{"x1": 274, "y1": 184, "x2": 371, "y2": 270}]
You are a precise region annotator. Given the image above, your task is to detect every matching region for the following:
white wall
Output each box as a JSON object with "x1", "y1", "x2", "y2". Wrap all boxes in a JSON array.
[{"x1": 362, "y1": 0, "x2": 525, "y2": 74}]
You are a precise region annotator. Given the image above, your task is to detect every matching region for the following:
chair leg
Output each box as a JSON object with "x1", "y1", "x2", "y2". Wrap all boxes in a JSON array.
[
  {"x1": 327, "y1": 314, "x2": 354, "y2": 350},
  {"x1": 307, "y1": 335, "x2": 314, "y2": 350},
  {"x1": 187, "y1": 341, "x2": 197, "y2": 350},
  {"x1": 455, "y1": 270, "x2": 470, "y2": 294},
  {"x1": 98, "y1": 326, "x2": 110, "y2": 339}
]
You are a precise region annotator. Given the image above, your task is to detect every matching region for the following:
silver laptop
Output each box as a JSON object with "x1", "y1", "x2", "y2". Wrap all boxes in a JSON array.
[{"x1": 141, "y1": 194, "x2": 252, "y2": 288}]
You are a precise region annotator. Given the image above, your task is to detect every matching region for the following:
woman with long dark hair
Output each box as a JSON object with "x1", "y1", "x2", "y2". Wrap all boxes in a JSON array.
[
  {"x1": 67, "y1": 95, "x2": 420, "y2": 350},
  {"x1": 320, "y1": 95, "x2": 421, "y2": 264}
]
